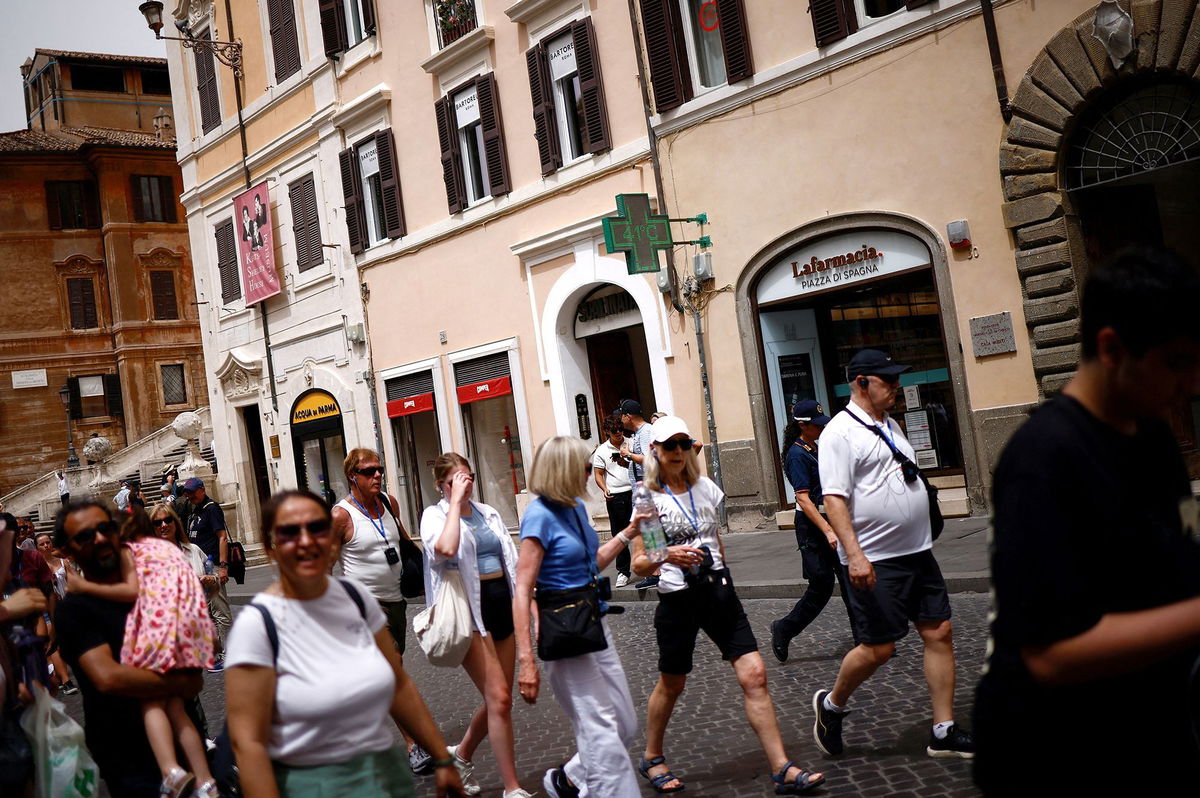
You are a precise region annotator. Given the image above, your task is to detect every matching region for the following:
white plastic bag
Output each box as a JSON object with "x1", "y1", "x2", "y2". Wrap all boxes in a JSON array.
[
  {"x1": 412, "y1": 569, "x2": 473, "y2": 667},
  {"x1": 20, "y1": 684, "x2": 100, "y2": 798}
]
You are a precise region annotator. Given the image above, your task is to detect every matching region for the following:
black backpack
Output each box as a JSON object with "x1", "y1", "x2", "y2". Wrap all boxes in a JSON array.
[{"x1": 210, "y1": 580, "x2": 368, "y2": 797}]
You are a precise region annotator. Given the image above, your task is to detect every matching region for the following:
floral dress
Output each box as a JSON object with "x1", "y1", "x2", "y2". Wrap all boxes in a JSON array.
[{"x1": 120, "y1": 537, "x2": 215, "y2": 672}]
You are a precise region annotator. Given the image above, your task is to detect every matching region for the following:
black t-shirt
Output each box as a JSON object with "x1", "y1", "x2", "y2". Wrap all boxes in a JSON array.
[
  {"x1": 188, "y1": 498, "x2": 226, "y2": 558},
  {"x1": 974, "y1": 395, "x2": 1200, "y2": 788},
  {"x1": 55, "y1": 594, "x2": 157, "y2": 782}
]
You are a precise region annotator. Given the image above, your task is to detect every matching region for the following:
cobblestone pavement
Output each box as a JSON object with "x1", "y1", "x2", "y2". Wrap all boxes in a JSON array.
[{"x1": 69, "y1": 593, "x2": 988, "y2": 797}]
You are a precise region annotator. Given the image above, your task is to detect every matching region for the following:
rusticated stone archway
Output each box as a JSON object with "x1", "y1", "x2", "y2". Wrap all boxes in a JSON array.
[{"x1": 1001, "y1": 0, "x2": 1200, "y2": 394}]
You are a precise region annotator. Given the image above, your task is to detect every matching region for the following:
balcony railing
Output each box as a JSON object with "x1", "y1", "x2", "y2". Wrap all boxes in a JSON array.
[{"x1": 437, "y1": 2, "x2": 478, "y2": 48}]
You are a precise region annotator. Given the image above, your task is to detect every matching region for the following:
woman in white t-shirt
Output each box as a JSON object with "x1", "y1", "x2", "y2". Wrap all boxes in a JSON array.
[
  {"x1": 224, "y1": 490, "x2": 463, "y2": 798},
  {"x1": 629, "y1": 416, "x2": 826, "y2": 796}
]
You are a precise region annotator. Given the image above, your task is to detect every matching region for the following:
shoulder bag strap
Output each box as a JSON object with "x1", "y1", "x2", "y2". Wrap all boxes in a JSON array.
[
  {"x1": 336, "y1": 578, "x2": 369, "y2": 620},
  {"x1": 566, "y1": 505, "x2": 600, "y2": 581},
  {"x1": 379, "y1": 495, "x2": 421, "y2": 557},
  {"x1": 848, "y1": 411, "x2": 917, "y2": 470},
  {"x1": 247, "y1": 602, "x2": 279, "y2": 666}
]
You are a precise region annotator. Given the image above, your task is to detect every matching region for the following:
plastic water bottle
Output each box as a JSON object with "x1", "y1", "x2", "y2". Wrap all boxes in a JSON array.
[
  {"x1": 204, "y1": 555, "x2": 215, "y2": 576},
  {"x1": 633, "y1": 482, "x2": 669, "y2": 563}
]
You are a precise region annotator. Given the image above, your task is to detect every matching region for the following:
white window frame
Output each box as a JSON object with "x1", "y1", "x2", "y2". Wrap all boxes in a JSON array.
[
  {"x1": 356, "y1": 136, "x2": 387, "y2": 247},
  {"x1": 546, "y1": 31, "x2": 587, "y2": 165},
  {"x1": 453, "y1": 84, "x2": 492, "y2": 206},
  {"x1": 344, "y1": 0, "x2": 370, "y2": 48},
  {"x1": 852, "y1": 0, "x2": 910, "y2": 29},
  {"x1": 675, "y1": 0, "x2": 727, "y2": 95}
]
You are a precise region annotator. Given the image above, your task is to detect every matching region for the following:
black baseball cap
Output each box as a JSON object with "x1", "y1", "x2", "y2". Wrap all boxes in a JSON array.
[
  {"x1": 846, "y1": 349, "x2": 911, "y2": 378},
  {"x1": 791, "y1": 399, "x2": 831, "y2": 425},
  {"x1": 617, "y1": 399, "x2": 643, "y2": 417}
]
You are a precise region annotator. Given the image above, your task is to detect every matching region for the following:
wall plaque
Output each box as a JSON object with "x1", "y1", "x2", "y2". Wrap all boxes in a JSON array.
[
  {"x1": 969, "y1": 312, "x2": 1017, "y2": 358},
  {"x1": 12, "y1": 369, "x2": 48, "y2": 389}
]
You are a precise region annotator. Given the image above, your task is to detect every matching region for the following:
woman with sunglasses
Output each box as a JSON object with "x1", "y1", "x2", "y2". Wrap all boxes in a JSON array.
[
  {"x1": 225, "y1": 490, "x2": 463, "y2": 798},
  {"x1": 514, "y1": 436, "x2": 650, "y2": 798},
  {"x1": 418, "y1": 453, "x2": 532, "y2": 798},
  {"x1": 629, "y1": 416, "x2": 825, "y2": 796},
  {"x1": 150, "y1": 506, "x2": 218, "y2": 599}
]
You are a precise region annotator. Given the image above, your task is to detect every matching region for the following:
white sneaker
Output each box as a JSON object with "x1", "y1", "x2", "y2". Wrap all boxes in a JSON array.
[
  {"x1": 615, "y1": 573, "x2": 629, "y2": 587},
  {"x1": 158, "y1": 767, "x2": 193, "y2": 798},
  {"x1": 191, "y1": 780, "x2": 220, "y2": 798},
  {"x1": 446, "y1": 745, "x2": 482, "y2": 796},
  {"x1": 503, "y1": 790, "x2": 535, "y2": 798}
]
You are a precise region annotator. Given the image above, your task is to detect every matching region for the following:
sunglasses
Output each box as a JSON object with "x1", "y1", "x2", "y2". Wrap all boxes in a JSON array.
[
  {"x1": 72, "y1": 520, "x2": 120, "y2": 546},
  {"x1": 273, "y1": 518, "x2": 333, "y2": 543},
  {"x1": 658, "y1": 437, "x2": 695, "y2": 452},
  {"x1": 355, "y1": 466, "x2": 384, "y2": 478},
  {"x1": 152, "y1": 518, "x2": 175, "y2": 528}
]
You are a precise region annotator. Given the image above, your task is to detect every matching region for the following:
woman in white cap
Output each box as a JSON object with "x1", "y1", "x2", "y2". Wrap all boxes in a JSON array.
[{"x1": 629, "y1": 416, "x2": 826, "y2": 795}]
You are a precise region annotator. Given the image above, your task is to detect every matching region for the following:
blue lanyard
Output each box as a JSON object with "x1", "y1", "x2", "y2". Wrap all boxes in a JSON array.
[
  {"x1": 349, "y1": 494, "x2": 389, "y2": 543},
  {"x1": 875, "y1": 420, "x2": 895, "y2": 447},
  {"x1": 663, "y1": 484, "x2": 700, "y2": 535}
]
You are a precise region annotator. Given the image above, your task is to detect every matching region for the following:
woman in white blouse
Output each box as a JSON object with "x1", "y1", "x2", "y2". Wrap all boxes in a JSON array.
[
  {"x1": 225, "y1": 490, "x2": 462, "y2": 798},
  {"x1": 420, "y1": 453, "x2": 531, "y2": 798}
]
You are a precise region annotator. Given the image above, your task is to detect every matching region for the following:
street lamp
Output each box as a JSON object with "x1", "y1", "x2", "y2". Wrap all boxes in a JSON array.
[
  {"x1": 138, "y1": 1, "x2": 244, "y2": 79},
  {"x1": 58, "y1": 384, "x2": 80, "y2": 468}
]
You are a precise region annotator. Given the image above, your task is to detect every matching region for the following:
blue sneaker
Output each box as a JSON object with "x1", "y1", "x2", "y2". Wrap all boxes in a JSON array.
[
  {"x1": 634, "y1": 575, "x2": 659, "y2": 590},
  {"x1": 206, "y1": 660, "x2": 224, "y2": 674}
]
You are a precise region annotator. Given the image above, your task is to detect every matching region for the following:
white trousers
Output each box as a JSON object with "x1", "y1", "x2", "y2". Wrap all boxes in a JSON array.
[{"x1": 543, "y1": 620, "x2": 641, "y2": 798}]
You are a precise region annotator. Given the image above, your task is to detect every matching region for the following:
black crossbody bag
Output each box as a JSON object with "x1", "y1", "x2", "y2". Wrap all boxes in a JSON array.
[
  {"x1": 379, "y1": 496, "x2": 426, "y2": 598},
  {"x1": 849, "y1": 412, "x2": 945, "y2": 541},
  {"x1": 535, "y1": 507, "x2": 608, "y2": 661}
]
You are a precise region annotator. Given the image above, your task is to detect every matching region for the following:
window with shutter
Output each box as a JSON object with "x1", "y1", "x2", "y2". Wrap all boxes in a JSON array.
[
  {"x1": 339, "y1": 149, "x2": 367, "y2": 253},
  {"x1": 67, "y1": 376, "x2": 82, "y2": 420},
  {"x1": 215, "y1": 219, "x2": 241, "y2": 304},
  {"x1": 811, "y1": 0, "x2": 857, "y2": 46},
  {"x1": 268, "y1": 0, "x2": 302, "y2": 82},
  {"x1": 639, "y1": 0, "x2": 692, "y2": 113},
  {"x1": 435, "y1": 96, "x2": 467, "y2": 214},
  {"x1": 475, "y1": 74, "x2": 511, "y2": 197},
  {"x1": 715, "y1": 0, "x2": 754, "y2": 84},
  {"x1": 46, "y1": 181, "x2": 100, "y2": 229},
  {"x1": 374, "y1": 130, "x2": 407, "y2": 239},
  {"x1": 289, "y1": 174, "x2": 324, "y2": 270},
  {"x1": 161, "y1": 364, "x2": 187, "y2": 405},
  {"x1": 319, "y1": 0, "x2": 349, "y2": 57},
  {"x1": 194, "y1": 28, "x2": 221, "y2": 133},
  {"x1": 572, "y1": 19, "x2": 611, "y2": 155},
  {"x1": 66, "y1": 277, "x2": 98, "y2": 330},
  {"x1": 132, "y1": 175, "x2": 177, "y2": 223},
  {"x1": 150, "y1": 270, "x2": 179, "y2": 320},
  {"x1": 526, "y1": 43, "x2": 562, "y2": 175},
  {"x1": 45, "y1": 182, "x2": 63, "y2": 230},
  {"x1": 104, "y1": 373, "x2": 123, "y2": 417}
]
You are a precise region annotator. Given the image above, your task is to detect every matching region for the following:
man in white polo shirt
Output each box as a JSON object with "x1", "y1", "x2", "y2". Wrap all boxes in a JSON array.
[{"x1": 811, "y1": 349, "x2": 973, "y2": 760}]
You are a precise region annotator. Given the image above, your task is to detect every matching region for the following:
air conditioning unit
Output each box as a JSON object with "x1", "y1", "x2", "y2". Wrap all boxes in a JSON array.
[{"x1": 346, "y1": 322, "x2": 366, "y2": 343}]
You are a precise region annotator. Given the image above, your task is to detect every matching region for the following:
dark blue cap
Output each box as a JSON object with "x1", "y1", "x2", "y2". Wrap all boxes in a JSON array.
[{"x1": 792, "y1": 399, "x2": 830, "y2": 425}]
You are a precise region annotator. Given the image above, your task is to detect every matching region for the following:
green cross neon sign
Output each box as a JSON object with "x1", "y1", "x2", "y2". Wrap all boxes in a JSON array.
[{"x1": 602, "y1": 193, "x2": 674, "y2": 275}]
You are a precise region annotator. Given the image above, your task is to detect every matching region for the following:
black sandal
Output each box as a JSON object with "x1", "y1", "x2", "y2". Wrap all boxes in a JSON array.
[
  {"x1": 771, "y1": 761, "x2": 825, "y2": 795},
  {"x1": 638, "y1": 756, "x2": 685, "y2": 793}
]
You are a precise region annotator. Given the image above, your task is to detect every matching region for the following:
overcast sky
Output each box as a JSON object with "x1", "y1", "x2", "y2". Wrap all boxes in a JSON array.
[{"x1": 0, "y1": 0, "x2": 167, "y2": 132}]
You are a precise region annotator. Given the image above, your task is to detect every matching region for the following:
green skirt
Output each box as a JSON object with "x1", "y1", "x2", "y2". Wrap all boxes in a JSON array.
[{"x1": 274, "y1": 745, "x2": 415, "y2": 798}]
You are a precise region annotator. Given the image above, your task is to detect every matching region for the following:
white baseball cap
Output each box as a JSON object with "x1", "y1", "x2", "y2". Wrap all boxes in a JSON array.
[{"x1": 650, "y1": 415, "x2": 693, "y2": 443}]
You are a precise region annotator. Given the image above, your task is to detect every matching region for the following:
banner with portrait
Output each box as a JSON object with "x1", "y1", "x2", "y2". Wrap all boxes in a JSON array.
[{"x1": 233, "y1": 182, "x2": 281, "y2": 304}]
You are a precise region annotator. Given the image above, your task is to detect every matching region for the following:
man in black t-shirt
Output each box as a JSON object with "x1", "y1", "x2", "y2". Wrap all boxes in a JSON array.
[
  {"x1": 975, "y1": 247, "x2": 1200, "y2": 793},
  {"x1": 182, "y1": 478, "x2": 230, "y2": 667},
  {"x1": 53, "y1": 500, "x2": 202, "y2": 798}
]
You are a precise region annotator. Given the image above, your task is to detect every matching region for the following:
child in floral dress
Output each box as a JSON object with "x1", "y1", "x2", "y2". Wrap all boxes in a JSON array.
[{"x1": 69, "y1": 510, "x2": 217, "y2": 798}]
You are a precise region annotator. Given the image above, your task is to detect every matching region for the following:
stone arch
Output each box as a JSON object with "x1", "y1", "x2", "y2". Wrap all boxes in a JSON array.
[{"x1": 1001, "y1": 0, "x2": 1200, "y2": 394}]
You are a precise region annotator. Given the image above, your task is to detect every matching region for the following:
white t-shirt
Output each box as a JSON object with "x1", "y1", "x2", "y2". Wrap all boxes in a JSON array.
[
  {"x1": 591, "y1": 440, "x2": 631, "y2": 494},
  {"x1": 224, "y1": 577, "x2": 396, "y2": 767},
  {"x1": 652, "y1": 476, "x2": 726, "y2": 594},
  {"x1": 818, "y1": 402, "x2": 932, "y2": 565}
]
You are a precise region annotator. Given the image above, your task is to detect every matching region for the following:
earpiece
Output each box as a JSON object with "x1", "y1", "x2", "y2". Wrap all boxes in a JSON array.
[{"x1": 857, "y1": 377, "x2": 870, "y2": 390}]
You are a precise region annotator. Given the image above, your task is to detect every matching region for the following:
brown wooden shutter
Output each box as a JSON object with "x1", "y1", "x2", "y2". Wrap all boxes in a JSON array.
[
  {"x1": 215, "y1": 219, "x2": 241, "y2": 304},
  {"x1": 526, "y1": 44, "x2": 561, "y2": 175},
  {"x1": 159, "y1": 176, "x2": 178, "y2": 223},
  {"x1": 361, "y1": 0, "x2": 377, "y2": 34},
  {"x1": 104, "y1": 373, "x2": 123, "y2": 417},
  {"x1": 573, "y1": 18, "x2": 612, "y2": 155},
  {"x1": 194, "y1": 30, "x2": 220, "y2": 133},
  {"x1": 130, "y1": 175, "x2": 146, "y2": 222},
  {"x1": 268, "y1": 0, "x2": 302, "y2": 82},
  {"x1": 435, "y1": 96, "x2": 466, "y2": 214},
  {"x1": 150, "y1": 271, "x2": 178, "y2": 320},
  {"x1": 289, "y1": 174, "x2": 323, "y2": 270},
  {"x1": 338, "y1": 148, "x2": 367, "y2": 254},
  {"x1": 67, "y1": 277, "x2": 96, "y2": 329},
  {"x1": 67, "y1": 377, "x2": 82, "y2": 420},
  {"x1": 475, "y1": 74, "x2": 511, "y2": 196},
  {"x1": 716, "y1": 0, "x2": 754, "y2": 84},
  {"x1": 46, "y1": 182, "x2": 63, "y2": 229},
  {"x1": 639, "y1": 0, "x2": 692, "y2": 113},
  {"x1": 83, "y1": 180, "x2": 100, "y2": 228},
  {"x1": 810, "y1": 0, "x2": 856, "y2": 47},
  {"x1": 906, "y1": 0, "x2": 933, "y2": 7},
  {"x1": 318, "y1": 0, "x2": 349, "y2": 58},
  {"x1": 375, "y1": 129, "x2": 407, "y2": 239}
]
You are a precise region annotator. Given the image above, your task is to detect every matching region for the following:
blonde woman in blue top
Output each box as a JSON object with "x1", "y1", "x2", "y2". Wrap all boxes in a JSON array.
[{"x1": 420, "y1": 453, "x2": 532, "y2": 798}]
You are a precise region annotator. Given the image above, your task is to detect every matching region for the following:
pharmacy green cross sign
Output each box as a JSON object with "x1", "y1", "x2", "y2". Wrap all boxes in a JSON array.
[{"x1": 602, "y1": 193, "x2": 673, "y2": 275}]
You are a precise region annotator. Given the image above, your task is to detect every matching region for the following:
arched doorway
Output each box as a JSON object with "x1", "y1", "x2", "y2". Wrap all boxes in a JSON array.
[
  {"x1": 290, "y1": 388, "x2": 349, "y2": 506},
  {"x1": 1001, "y1": 1, "x2": 1200, "y2": 473},
  {"x1": 574, "y1": 285, "x2": 657, "y2": 428}
]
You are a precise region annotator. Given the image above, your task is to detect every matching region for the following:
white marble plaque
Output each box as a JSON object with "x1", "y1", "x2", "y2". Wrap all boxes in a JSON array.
[
  {"x1": 970, "y1": 312, "x2": 1017, "y2": 358},
  {"x1": 12, "y1": 369, "x2": 47, "y2": 389}
]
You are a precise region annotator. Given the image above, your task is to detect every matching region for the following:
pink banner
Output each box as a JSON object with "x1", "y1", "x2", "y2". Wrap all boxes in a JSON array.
[{"x1": 234, "y1": 182, "x2": 281, "y2": 305}]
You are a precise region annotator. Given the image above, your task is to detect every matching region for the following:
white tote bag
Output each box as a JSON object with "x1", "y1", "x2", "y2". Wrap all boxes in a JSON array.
[
  {"x1": 20, "y1": 683, "x2": 100, "y2": 798},
  {"x1": 412, "y1": 569, "x2": 473, "y2": 667}
]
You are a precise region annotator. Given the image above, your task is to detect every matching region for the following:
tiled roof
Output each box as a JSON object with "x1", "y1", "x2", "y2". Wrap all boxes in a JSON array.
[
  {"x1": 35, "y1": 49, "x2": 167, "y2": 67},
  {"x1": 0, "y1": 126, "x2": 175, "y2": 153}
]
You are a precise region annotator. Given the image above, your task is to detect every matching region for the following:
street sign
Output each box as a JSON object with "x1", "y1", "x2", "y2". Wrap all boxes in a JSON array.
[{"x1": 602, "y1": 193, "x2": 673, "y2": 275}]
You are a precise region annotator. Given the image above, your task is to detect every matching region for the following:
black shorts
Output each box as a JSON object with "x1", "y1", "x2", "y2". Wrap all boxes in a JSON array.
[
  {"x1": 654, "y1": 570, "x2": 758, "y2": 674},
  {"x1": 378, "y1": 599, "x2": 408, "y2": 654},
  {"x1": 480, "y1": 577, "x2": 514, "y2": 642},
  {"x1": 842, "y1": 549, "x2": 951, "y2": 645}
]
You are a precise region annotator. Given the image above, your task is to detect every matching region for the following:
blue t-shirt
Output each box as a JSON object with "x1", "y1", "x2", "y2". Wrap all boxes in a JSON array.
[
  {"x1": 519, "y1": 497, "x2": 597, "y2": 591},
  {"x1": 784, "y1": 439, "x2": 822, "y2": 506},
  {"x1": 467, "y1": 510, "x2": 504, "y2": 575}
]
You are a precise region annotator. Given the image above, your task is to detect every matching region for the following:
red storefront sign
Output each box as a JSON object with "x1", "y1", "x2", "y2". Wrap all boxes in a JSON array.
[
  {"x1": 386, "y1": 392, "x2": 434, "y2": 418},
  {"x1": 456, "y1": 376, "x2": 512, "y2": 405}
]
